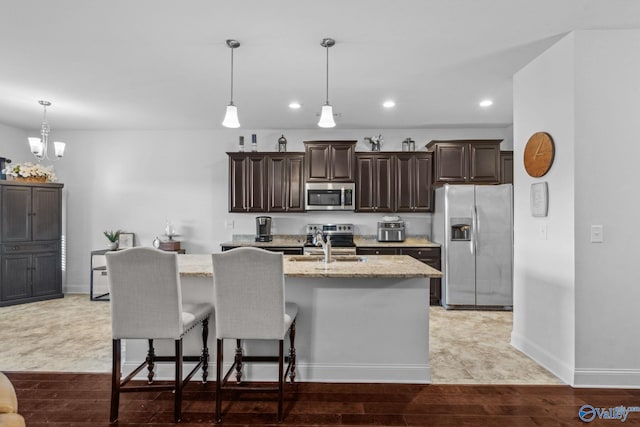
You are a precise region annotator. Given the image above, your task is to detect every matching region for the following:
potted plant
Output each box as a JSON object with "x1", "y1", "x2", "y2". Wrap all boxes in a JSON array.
[{"x1": 103, "y1": 230, "x2": 121, "y2": 250}]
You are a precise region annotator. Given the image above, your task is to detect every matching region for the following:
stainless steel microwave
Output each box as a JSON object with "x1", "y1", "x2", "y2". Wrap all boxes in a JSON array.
[{"x1": 305, "y1": 182, "x2": 356, "y2": 211}]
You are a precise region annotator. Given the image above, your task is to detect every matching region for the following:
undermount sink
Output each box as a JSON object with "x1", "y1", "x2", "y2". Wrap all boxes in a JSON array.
[{"x1": 287, "y1": 255, "x2": 367, "y2": 263}]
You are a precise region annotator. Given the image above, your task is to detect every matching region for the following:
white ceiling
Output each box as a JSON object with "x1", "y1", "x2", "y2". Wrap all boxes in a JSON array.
[{"x1": 1, "y1": 0, "x2": 639, "y2": 132}]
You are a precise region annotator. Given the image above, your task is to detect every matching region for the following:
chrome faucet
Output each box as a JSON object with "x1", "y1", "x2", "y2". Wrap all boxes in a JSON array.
[{"x1": 313, "y1": 229, "x2": 332, "y2": 263}]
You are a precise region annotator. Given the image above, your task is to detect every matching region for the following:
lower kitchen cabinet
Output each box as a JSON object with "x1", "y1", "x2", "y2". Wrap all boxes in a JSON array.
[
  {"x1": 357, "y1": 246, "x2": 442, "y2": 305},
  {"x1": 221, "y1": 245, "x2": 303, "y2": 255}
]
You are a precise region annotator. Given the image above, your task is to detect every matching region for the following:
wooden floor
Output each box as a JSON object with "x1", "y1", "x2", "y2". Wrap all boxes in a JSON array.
[{"x1": 7, "y1": 372, "x2": 640, "y2": 426}]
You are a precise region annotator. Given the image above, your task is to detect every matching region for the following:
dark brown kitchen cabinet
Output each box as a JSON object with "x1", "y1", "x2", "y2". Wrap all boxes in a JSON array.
[
  {"x1": 0, "y1": 181, "x2": 63, "y2": 306},
  {"x1": 304, "y1": 141, "x2": 356, "y2": 182},
  {"x1": 228, "y1": 153, "x2": 267, "y2": 212},
  {"x1": 500, "y1": 150, "x2": 514, "y2": 184},
  {"x1": 355, "y1": 153, "x2": 394, "y2": 212},
  {"x1": 426, "y1": 140, "x2": 501, "y2": 184},
  {"x1": 267, "y1": 154, "x2": 305, "y2": 212},
  {"x1": 395, "y1": 152, "x2": 434, "y2": 212},
  {"x1": 221, "y1": 245, "x2": 303, "y2": 255},
  {"x1": 356, "y1": 245, "x2": 442, "y2": 305}
]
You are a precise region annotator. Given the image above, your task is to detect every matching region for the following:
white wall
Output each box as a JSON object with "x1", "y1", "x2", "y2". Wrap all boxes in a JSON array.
[
  {"x1": 18, "y1": 126, "x2": 508, "y2": 293},
  {"x1": 0, "y1": 122, "x2": 29, "y2": 165},
  {"x1": 573, "y1": 30, "x2": 640, "y2": 387},
  {"x1": 512, "y1": 33, "x2": 576, "y2": 384},
  {"x1": 513, "y1": 29, "x2": 640, "y2": 387}
]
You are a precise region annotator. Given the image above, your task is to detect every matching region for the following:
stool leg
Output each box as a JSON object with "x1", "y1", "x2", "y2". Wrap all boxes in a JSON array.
[
  {"x1": 174, "y1": 339, "x2": 183, "y2": 423},
  {"x1": 216, "y1": 339, "x2": 223, "y2": 423},
  {"x1": 289, "y1": 319, "x2": 297, "y2": 383},
  {"x1": 235, "y1": 339, "x2": 243, "y2": 383},
  {"x1": 110, "y1": 339, "x2": 121, "y2": 423},
  {"x1": 146, "y1": 339, "x2": 155, "y2": 384},
  {"x1": 278, "y1": 340, "x2": 284, "y2": 422},
  {"x1": 201, "y1": 318, "x2": 209, "y2": 383}
]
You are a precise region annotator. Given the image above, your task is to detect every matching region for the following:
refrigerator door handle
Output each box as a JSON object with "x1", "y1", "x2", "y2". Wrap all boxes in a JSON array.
[{"x1": 472, "y1": 206, "x2": 478, "y2": 255}]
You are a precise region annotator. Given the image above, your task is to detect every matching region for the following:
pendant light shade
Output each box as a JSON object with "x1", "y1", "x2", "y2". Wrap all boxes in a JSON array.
[
  {"x1": 318, "y1": 104, "x2": 335, "y2": 128},
  {"x1": 318, "y1": 38, "x2": 336, "y2": 128},
  {"x1": 222, "y1": 39, "x2": 241, "y2": 128},
  {"x1": 222, "y1": 104, "x2": 240, "y2": 128}
]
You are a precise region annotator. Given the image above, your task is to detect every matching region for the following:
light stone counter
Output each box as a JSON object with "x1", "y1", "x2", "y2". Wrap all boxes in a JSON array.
[
  {"x1": 220, "y1": 235, "x2": 305, "y2": 248},
  {"x1": 177, "y1": 254, "x2": 442, "y2": 279},
  {"x1": 354, "y1": 236, "x2": 440, "y2": 248}
]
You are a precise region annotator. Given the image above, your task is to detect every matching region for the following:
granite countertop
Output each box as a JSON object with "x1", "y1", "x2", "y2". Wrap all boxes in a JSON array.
[
  {"x1": 221, "y1": 235, "x2": 440, "y2": 248},
  {"x1": 177, "y1": 254, "x2": 442, "y2": 279},
  {"x1": 354, "y1": 236, "x2": 440, "y2": 248}
]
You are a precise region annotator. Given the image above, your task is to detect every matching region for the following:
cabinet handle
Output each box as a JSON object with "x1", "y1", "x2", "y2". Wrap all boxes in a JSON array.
[{"x1": 375, "y1": 250, "x2": 380, "y2": 255}]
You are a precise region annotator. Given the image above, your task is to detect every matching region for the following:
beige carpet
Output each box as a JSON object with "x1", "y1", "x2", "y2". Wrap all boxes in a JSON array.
[{"x1": 0, "y1": 295, "x2": 560, "y2": 384}]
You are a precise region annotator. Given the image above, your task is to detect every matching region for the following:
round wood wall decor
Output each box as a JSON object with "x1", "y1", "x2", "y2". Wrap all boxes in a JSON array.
[{"x1": 524, "y1": 132, "x2": 555, "y2": 177}]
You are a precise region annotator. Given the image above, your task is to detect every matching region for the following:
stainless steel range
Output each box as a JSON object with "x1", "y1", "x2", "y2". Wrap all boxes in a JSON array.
[{"x1": 303, "y1": 223, "x2": 356, "y2": 255}]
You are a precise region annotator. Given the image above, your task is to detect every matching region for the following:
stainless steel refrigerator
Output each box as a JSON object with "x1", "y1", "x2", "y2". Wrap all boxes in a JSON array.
[{"x1": 432, "y1": 184, "x2": 513, "y2": 309}]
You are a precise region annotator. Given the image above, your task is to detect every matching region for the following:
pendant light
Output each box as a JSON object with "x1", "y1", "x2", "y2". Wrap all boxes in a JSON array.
[
  {"x1": 28, "y1": 100, "x2": 65, "y2": 161},
  {"x1": 318, "y1": 38, "x2": 336, "y2": 128},
  {"x1": 222, "y1": 39, "x2": 241, "y2": 128}
]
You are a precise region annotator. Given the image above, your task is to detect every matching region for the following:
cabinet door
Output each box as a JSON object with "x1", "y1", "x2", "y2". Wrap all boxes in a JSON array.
[
  {"x1": 32, "y1": 251, "x2": 61, "y2": 297},
  {"x1": 469, "y1": 143, "x2": 500, "y2": 183},
  {"x1": 374, "y1": 155, "x2": 394, "y2": 211},
  {"x1": 267, "y1": 154, "x2": 305, "y2": 212},
  {"x1": 32, "y1": 187, "x2": 61, "y2": 241},
  {"x1": 306, "y1": 144, "x2": 331, "y2": 181},
  {"x1": 1, "y1": 254, "x2": 31, "y2": 301},
  {"x1": 330, "y1": 143, "x2": 354, "y2": 181},
  {"x1": 286, "y1": 155, "x2": 305, "y2": 212},
  {"x1": 413, "y1": 153, "x2": 433, "y2": 212},
  {"x1": 1, "y1": 186, "x2": 31, "y2": 242},
  {"x1": 434, "y1": 143, "x2": 467, "y2": 183},
  {"x1": 500, "y1": 151, "x2": 514, "y2": 184},
  {"x1": 229, "y1": 155, "x2": 247, "y2": 212},
  {"x1": 395, "y1": 154, "x2": 414, "y2": 211},
  {"x1": 355, "y1": 156, "x2": 375, "y2": 212},
  {"x1": 228, "y1": 154, "x2": 267, "y2": 212},
  {"x1": 245, "y1": 155, "x2": 267, "y2": 212}
]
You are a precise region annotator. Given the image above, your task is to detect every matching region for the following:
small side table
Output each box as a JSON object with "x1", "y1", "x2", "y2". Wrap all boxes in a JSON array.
[{"x1": 90, "y1": 249, "x2": 111, "y2": 301}]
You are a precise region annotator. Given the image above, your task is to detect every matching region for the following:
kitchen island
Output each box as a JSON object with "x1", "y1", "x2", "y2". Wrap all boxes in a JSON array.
[{"x1": 124, "y1": 254, "x2": 442, "y2": 383}]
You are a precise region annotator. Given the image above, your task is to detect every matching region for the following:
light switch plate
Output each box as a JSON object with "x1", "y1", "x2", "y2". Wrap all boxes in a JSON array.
[
  {"x1": 224, "y1": 220, "x2": 234, "y2": 230},
  {"x1": 590, "y1": 225, "x2": 603, "y2": 243}
]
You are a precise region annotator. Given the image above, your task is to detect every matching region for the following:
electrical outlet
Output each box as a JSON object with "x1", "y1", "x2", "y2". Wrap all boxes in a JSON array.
[
  {"x1": 590, "y1": 225, "x2": 603, "y2": 243},
  {"x1": 224, "y1": 220, "x2": 234, "y2": 230}
]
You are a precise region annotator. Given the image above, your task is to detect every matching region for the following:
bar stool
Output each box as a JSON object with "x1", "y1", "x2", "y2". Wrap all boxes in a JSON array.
[
  {"x1": 211, "y1": 247, "x2": 298, "y2": 423},
  {"x1": 106, "y1": 247, "x2": 212, "y2": 423}
]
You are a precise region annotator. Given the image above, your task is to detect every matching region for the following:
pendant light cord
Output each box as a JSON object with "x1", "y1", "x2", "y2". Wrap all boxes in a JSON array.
[
  {"x1": 325, "y1": 44, "x2": 329, "y2": 105},
  {"x1": 229, "y1": 47, "x2": 234, "y2": 105}
]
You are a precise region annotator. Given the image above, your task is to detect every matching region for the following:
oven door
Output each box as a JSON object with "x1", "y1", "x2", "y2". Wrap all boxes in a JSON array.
[{"x1": 303, "y1": 247, "x2": 357, "y2": 256}]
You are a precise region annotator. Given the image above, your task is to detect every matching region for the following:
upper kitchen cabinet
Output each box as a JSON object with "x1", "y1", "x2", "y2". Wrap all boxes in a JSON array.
[
  {"x1": 426, "y1": 139, "x2": 502, "y2": 184},
  {"x1": 1, "y1": 183, "x2": 61, "y2": 242},
  {"x1": 395, "y1": 152, "x2": 434, "y2": 212},
  {"x1": 228, "y1": 153, "x2": 267, "y2": 212},
  {"x1": 304, "y1": 140, "x2": 356, "y2": 182},
  {"x1": 500, "y1": 150, "x2": 514, "y2": 184},
  {"x1": 355, "y1": 153, "x2": 394, "y2": 212},
  {"x1": 267, "y1": 153, "x2": 305, "y2": 212}
]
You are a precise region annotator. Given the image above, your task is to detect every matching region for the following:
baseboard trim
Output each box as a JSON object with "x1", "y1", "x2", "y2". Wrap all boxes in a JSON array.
[
  {"x1": 574, "y1": 369, "x2": 640, "y2": 388},
  {"x1": 510, "y1": 330, "x2": 571, "y2": 385}
]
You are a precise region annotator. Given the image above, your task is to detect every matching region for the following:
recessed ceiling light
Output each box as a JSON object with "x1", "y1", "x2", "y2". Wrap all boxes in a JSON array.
[
  {"x1": 479, "y1": 99, "x2": 493, "y2": 107},
  {"x1": 383, "y1": 100, "x2": 396, "y2": 108},
  {"x1": 289, "y1": 102, "x2": 301, "y2": 109}
]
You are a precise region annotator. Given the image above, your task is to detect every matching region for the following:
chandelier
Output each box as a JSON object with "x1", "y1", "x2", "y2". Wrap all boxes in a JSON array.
[{"x1": 28, "y1": 100, "x2": 65, "y2": 161}]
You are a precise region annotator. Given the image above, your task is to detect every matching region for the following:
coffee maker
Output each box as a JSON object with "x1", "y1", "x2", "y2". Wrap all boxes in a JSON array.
[{"x1": 255, "y1": 216, "x2": 272, "y2": 242}]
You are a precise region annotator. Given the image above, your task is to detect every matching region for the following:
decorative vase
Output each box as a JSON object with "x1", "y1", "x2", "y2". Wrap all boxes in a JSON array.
[{"x1": 107, "y1": 242, "x2": 118, "y2": 250}]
